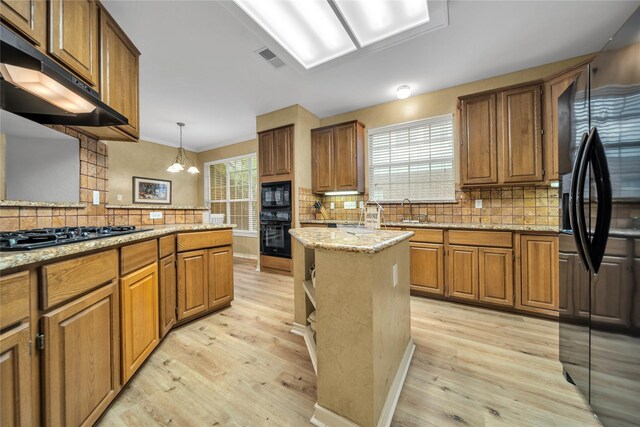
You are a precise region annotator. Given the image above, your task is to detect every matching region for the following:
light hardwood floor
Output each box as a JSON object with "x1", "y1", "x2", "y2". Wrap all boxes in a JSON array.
[{"x1": 98, "y1": 259, "x2": 600, "y2": 427}]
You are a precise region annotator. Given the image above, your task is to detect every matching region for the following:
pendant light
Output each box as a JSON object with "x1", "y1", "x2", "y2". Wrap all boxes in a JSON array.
[{"x1": 167, "y1": 122, "x2": 199, "y2": 174}]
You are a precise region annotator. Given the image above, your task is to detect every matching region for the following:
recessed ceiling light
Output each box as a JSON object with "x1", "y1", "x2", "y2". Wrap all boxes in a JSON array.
[
  {"x1": 334, "y1": 0, "x2": 430, "y2": 47},
  {"x1": 396, "y1": 85, "x2": 412, "y2": 99},
  {"x1": 233, "y1": 0, "x2": 357, "y2": 69}
]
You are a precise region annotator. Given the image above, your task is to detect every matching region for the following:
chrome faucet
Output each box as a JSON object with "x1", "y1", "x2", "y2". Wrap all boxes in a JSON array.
[{"x1": 401, "y1": 198, "x2": 413, "y2": 222}]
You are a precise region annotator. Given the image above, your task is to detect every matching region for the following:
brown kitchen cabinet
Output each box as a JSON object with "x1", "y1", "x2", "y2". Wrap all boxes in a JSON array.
[
  {"x1": 177, "y1": 249, "x2": 208, "y2": 320},
  {"x1": 517, "y1": 234, "x2": 559, "y2": 316},
  {"x1": 410, "y1": 243, "x2": 444, "y2": 296},
  {"x1": 49, "y1": 0, "x2": 100, "y2": 88},
  {"x1": 543, "y1": 64, "x2": 587, "y2": 181},
  {"x1": 591, "y1": 255, "x2": 633, "y2": 327},
  {"x1": 120, "y1": 262, "x2": 159, "y2": 383},
  {"x1": 0, "y1": 323, "x2": 32, "y2": 427},
  {"x1": 459, "y1": 83, "x2": 544, "y2": 186},
  {"x1": 159, "y1": 253, "x2": 177, "y2": 338},
  {"x1": 0, "y1": 0, "x2": 46, "y2": 48},
  {"x1": 259, "y1": 125, "x2": 293, "y2": 178},
  {"x1": 446, "y1": 245, "x2": 479, "y2": 301},
  {"x1": 459, "y1": 93, "x2": 498, "y2": 185},
  {"x1": 208, "y1": 246, "x2": 234, "y2": 311},
  {"x1": 311, "y1": 120, "x2": 365, "y2": 194},
  {"x1": 41, "y1": 282, "x2": 120, "y2": 427},
  {"x1": 479, "y1": 247, "x2": 514, "y2": 306}
]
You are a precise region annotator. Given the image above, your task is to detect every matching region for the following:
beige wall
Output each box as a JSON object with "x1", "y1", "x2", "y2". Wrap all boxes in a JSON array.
[
  {"x1": 107, "y1": 139, "x2": 200, "y2": 206},
  {"x1": 319, "y1": 54, "x2": 593, "y2": 189},
  {"x1": 198, "y1": 138, "x2": 259, "y2": 257},
  {"x1": 0, "y1": 134, "x2": 6, "y2": 200}
]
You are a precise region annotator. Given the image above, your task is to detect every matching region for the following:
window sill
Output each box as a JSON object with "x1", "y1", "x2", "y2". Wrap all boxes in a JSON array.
[{"x1": 233, "y1": 230, "x2": 258, "y2": 238}]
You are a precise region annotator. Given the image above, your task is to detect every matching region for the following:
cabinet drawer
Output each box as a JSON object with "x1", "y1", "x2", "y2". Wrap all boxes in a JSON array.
[
  {"x1": 159, "y1": 235, "x2": 175, "y2": 259},
  {"x1": 120, "y1": 239, "x2": 158, "y2": 275},
  {"x1": 407, "y1": 228, "x2": 444, "y2": 243},
  {"x1": 41, "y1": 250, "x2": 118, "y2": 310},
  {"x1": 177, "y1": 230, "x2": 233, "y2": 252},
  {"x1": 261, "y1": 255, "x2": 292, "y2": 272},
  {"x1": 448, "y1": 230, "x2": 512, "y2": 248},
  {"x1": 0, "y1": 271, "x2": 30, "y2": 329}
]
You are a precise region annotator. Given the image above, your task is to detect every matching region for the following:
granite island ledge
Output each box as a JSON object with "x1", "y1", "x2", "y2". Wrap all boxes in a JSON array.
[{"x1": 290, "y1": 227, "x2": 415, "y2": 427}]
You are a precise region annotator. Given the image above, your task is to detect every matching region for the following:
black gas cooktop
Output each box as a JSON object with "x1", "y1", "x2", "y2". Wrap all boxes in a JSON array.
[{"x1": 0, "y1": 226, "x2": 150, "y2": 251}]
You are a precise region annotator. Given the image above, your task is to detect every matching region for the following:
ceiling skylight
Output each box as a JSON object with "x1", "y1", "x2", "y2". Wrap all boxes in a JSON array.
[
  {"x1": 334, "y1": 0, "x2": 430, "y2": 47},
  {"x1": 233, "y1": 0, "x2": 357, "y2": 69}
]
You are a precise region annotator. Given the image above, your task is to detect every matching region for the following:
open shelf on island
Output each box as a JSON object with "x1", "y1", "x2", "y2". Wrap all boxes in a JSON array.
[
  {"x1": 303, "y1": 279, "x2": 316, "y2": 308},
  {"x1": 304, "y1": 324, "x2": 317, "y2": 375}
]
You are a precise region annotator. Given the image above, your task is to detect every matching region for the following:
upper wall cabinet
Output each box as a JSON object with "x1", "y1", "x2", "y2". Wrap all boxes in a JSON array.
[
  {"x1": 459, "y1": 82, "x2": 544, "y2": 187},
  {"x1": 311, "y1": 120, "x2": 365, "y2": 194},
  {"x1": 99, "y1": 8, "x2": 140, "y2": 139},
  {"x1": 49, "y1": 0, "x2": 100, "y2": 88},
  {"x1": 259, "y1": 125, "x2": 293, "y2": 179},
  {"x1": 0, "y1": 0, "x2": 46, "y2": 47}
]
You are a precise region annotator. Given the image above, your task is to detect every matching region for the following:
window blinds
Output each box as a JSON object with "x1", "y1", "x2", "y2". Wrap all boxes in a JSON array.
[
  {"x1": 368, "y1": 114, "x2": 455, "y2": 202},
  {"x1": 207, "y1": 154, "x2": 257, "y2": 233}
]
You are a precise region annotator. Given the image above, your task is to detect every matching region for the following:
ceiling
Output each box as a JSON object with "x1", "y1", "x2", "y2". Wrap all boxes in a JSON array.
[{"x1": 101, "y1": 0, "x2": 639, "y2": 152}]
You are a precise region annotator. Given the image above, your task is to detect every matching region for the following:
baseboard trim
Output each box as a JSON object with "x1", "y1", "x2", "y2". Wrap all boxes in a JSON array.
[
  {"x1": 233, "y1": 253, "x2": 258, "y2": 260},
  {"x1": 310, "y1": 403, "x2": 360, "y2": 427},
  {"x1": 290, "y1": 322, "x2": 306, "y2": 337},
  {"x1": 376, "y1": 338, "x2": 415, "y2": 427}
]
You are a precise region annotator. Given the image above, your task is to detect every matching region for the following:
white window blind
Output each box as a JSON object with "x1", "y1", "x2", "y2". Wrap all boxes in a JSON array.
[
  {"x1": 205, "y1": 154, "x2": 257, "y2": 234},
  {"x1": 368, "y1": 115, "x2": 455, "y2": 202}
]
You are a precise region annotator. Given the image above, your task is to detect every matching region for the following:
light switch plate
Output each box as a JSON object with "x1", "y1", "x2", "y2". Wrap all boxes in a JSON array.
[
  {"x1": 359, "y1": 201, "x2": 364, "y2": 209},
  {"x1": 92, "y1": 190, "x2": 100, "y2": 205},
  {"x1": 475, "y1": 199, "x2": 483, "y2": 209},
  {"x1": 117, "y1": 194, "x2": 123, "y2": 201},
  {"x1": 150, "y1": 211, "x2": 163, "y2": 219},
  {"x1": 330, "y1": 202, "x2": 335, "y2": 210},
  {"x1": 344, "y1": 201, "x2": 357, "y2": 210}
]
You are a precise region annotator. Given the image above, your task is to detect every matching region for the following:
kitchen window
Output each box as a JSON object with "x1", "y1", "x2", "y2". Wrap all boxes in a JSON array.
[
  {"x1": 368, "y1": 114, "x2": 455, "y2": 202},
  {"x1": 205, "y1": 154, "x2": 258, "y2": 236}
]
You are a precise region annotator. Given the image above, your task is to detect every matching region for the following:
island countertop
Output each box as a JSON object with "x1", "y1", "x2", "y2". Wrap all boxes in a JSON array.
[
  {"x1": 289, "y1": 227, "x2": 414, "y2": 254},
  {"x1": 0, "y1": 224, "x2": 235, "y2": 271}
]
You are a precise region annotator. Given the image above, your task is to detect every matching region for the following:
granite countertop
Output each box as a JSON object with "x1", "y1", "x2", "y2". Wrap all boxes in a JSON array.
[
  {"x1": 105, "y1": 204, "x2": 210, "y2": 210},
  {"x1": 0, "y1": 224, "x2": 235, "y2": 270},
  {"x1": 289, "y1": 227, "x2": 414, "y2": 254},
  {"x1": 299, "y1": 219, "x2": 559, "y2": 233},
  {"x1": 0, "y1": 200, "x2": 86, "y2": 208}
]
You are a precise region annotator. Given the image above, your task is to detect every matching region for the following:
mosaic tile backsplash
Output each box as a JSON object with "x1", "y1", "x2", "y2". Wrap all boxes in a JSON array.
[
  {"x1": 299, "y1": 186, "x2": 561, "y2": 227},
  {"x1": 0, "y1": 126, "x2": 203, "y2": 231}
]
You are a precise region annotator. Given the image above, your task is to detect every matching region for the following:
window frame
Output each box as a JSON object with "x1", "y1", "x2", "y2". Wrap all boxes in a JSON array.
[
  {"x1": 204, "y1": 153, "x2": 258, "y2": 237},
  {"x1": 367, "y1": 114, "x2": 456, "y2": 203}
]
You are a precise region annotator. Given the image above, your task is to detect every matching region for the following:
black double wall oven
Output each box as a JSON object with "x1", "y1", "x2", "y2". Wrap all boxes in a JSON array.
[{"x1": 260, "y1": 181, "x2": 292, "y2": 258}]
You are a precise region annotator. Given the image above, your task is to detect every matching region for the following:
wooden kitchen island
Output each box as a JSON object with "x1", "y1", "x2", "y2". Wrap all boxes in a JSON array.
[{"x1": 289, "y1": 227, "x2": 415, "y2": 427}]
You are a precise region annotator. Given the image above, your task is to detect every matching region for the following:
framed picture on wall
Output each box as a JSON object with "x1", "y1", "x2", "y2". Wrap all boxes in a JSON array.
[{"x1": 132, "y1": 176, "x2": 172, "y2": 204}]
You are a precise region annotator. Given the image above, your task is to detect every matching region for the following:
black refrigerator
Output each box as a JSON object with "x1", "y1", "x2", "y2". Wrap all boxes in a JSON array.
[{"x1": 558, "y1": 7, "x2": 640, "y2": 427}]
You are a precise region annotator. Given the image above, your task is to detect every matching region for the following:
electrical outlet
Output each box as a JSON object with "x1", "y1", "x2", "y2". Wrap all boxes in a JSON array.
[
  {"x1": 359, "y1": 201, "x2": 364, "y2": 209},
  {"x1": 475, "y1": 199, "x2": 483, "y2": 209},
  {"x1": 117, "y1": 194, "x2": 123, "y2": 201},
  {"x1": 344, "y1": 201, "x2": 356, "y2": 210},
  {"x1": 92, "y1": 190, "x2": 100, "y2": 205},
  {"x1": 330, "y1": 202, "x2": 335, "y2": 210},
  {"x1": 393, "y1": 264, "x2": 398, "y2": 287},
  {"x1": 150, "y1": 211, "x2": 163, "y2": 219}
]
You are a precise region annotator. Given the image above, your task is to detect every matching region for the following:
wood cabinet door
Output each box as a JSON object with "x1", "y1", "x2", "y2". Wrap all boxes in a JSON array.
[
  {"x1": 519, "y1": 235, "x2": 558, "y2": 313},
  {"x1": 0, "y1": 323, "x2": 32, "y2": 427},
  {"x1": 333, "y1": 123, "x2": 358, "y2": 191},
  {"x1": 274, "y1": 126, "x2": 292, "y2": 175},
  {"x1": 312, "y1": 128, "x2": 334, "y2": 193},
  {"x1": 101, "y1": 11, "x2": 140, "y2": 138},
  {"x1": 543, "y1": 66, "x2": 584, "y2": 181},
  {"x1": 410, "y1": 243, "x2": 444, "y2": 295},
  {"x1": 207, "y1": 246, "x2": 234, "y2": 310},
  {"x1": 500, "y1": 85, "x2": 543, "y2": 183},
  {"x1": 0, "y1": 0, "x2": 46, "y2": 47},
  {"x1": 446, "y1": 245, "x2": 478, "y2": 301},
  {"x1": 479, "y1": 248, "x2": 513, "y2": 306},
  {"x1": 177, "y1": 250, "x2": 208, "y2": 320},
  {"x1": 49, "y1": 0, "x2": 100, "y2": 87},
  {"x1": 460, "y1": 93, "x2": 498, "y2": 185},
  {"x1": 41, "y1": 282, "x2": 120, "y2": 427},
  {"x1": 120, "y1": 262, "x2": 159, "y2": 383},
  {"x1": 591, "y1": 256, "x2": 633, "y2": 327},
  {"x1": 159, "y1": 254, "x2": 177, "y2": 338},
  {"x1": 259, "y1": 131, "x2": 274, "y2": 177}
]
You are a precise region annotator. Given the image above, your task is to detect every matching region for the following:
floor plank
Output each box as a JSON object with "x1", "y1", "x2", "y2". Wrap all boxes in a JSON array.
[{"x1": 98, "y1": 258, "x2": 600, "y2": 427}]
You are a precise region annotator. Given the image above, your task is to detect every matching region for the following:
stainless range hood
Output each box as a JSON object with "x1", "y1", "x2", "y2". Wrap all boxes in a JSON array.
[{"x1": 0, "y1": 24, "x2": 128, "y2": 127}]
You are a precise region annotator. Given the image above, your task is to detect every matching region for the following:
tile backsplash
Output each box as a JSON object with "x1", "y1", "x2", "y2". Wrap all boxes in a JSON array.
[
  {"x1": 0, "y1": 126, "x2": 203, "y2": 230},
  {"x1": 299, "y1": 186, "x2": 560, "y2": 227}
]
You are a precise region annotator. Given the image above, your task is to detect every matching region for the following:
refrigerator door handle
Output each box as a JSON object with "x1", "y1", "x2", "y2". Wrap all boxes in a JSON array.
[
  {"x1": 569, "y1": 131, "x2": 592, "y2": 272},
  {"x1": 587, "y1": 127, "x2": 612, "y2": 274}
]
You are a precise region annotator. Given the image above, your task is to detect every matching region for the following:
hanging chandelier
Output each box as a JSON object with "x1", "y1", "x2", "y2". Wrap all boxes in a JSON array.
[{"x1": 167, "y1": 122, "x2": 199, "y2": 174}]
